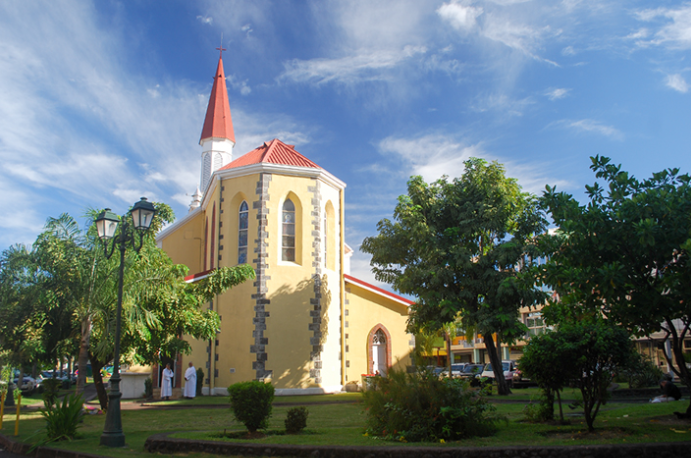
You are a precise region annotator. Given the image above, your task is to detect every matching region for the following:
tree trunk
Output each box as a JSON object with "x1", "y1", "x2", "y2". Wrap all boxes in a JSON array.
[
  {"x1": 665, "y1": 319, "x2": 691, "y2": 418},
  {"x1": 556, "y1": 389, "x2": 564, "y2": 423},
  {"x1": 446, "y1": 331, "x2": 452, "y2": 377},
  {"x1": 544, "y1": 387, "x2": 554, "y2": 421},
  {"x1": 483, "y1": 334, "x2": 511, "y2": 395},
  {"x1": 89, "y1": 353, "x2": 109, "y2": 411},
  {"x1": 76, "y1": 316, "x2": 92, "y2": 395}
]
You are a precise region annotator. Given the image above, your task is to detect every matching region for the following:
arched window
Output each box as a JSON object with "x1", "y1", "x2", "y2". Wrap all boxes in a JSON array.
[
  {"x1": 238, "y1": 201, "x2": 248, "y2": 264},
  {"x1": 210, "y1": 205, "x2": 216, "y2": 269},
  {"x1": 282, "y1": 199, "x2": 295, "y2": 262},
  {"x1": 204, "y1": 217, "x2": 208, "y2": 270},
  {"x1": 323, "y1": 211, "x2": 328, "y2": 267}
]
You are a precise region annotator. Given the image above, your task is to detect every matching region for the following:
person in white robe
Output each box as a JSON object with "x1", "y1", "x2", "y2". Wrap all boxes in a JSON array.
[
  {"x1": 183, "y1": 362, "x2": 197, "y2": 399},
  {"x1": 161, "y1": 363, "x2": 174, "y2": 400}
]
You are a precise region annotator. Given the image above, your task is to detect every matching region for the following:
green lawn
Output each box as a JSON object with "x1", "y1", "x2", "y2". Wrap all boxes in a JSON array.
[
  {"x1": 3, "y1": 389, "x2": 690, "y2": 458},
  {"x1": 139, "y1": 391, "x2": 362, "y2": 407}
]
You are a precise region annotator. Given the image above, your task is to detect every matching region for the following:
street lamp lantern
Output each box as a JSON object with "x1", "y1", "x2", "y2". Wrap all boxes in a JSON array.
[
  {"x1": 131, "y1": 197, "x2": 156, "y2": 231},
  {"x1": 95, "y1": 208, "x2": 120, "y2": 240},
  {"x1": 96, "y1": 198, "x2": 157, "y2": 448}
]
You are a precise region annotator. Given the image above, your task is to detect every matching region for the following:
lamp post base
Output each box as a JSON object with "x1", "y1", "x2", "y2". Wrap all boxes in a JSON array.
[
  {"x1": 100, "y1": 432, "x2": 126, "y2": 448},
  {"x1": 100, "y1": 374, "x2": 125, "y2": 447}
]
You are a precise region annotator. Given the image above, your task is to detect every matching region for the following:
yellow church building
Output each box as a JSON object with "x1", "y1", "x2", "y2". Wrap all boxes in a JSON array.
[{"x1": 155, "y1": 52, "x2": 414, "y2": 395}]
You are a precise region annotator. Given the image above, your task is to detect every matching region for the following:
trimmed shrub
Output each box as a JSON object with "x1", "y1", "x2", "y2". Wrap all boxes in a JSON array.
[
  {"x1": 285, "y1": 406, "x2": 309, "y2": 433},
  {"x1": 40, "y1": 393, "x2": 84, "y2": 441},
  {"x1": 196, "y1": 368, "x2": 204, "y2": 396},
  {"x1": 362, "y1": 368, "x2": 501, "y2": 442},
  {"x1": 144, "y1": 377, "x2": 153, "y2": 398},
  {"x1": 228, "y1": 381, "x2": 275, "y2": 432}
]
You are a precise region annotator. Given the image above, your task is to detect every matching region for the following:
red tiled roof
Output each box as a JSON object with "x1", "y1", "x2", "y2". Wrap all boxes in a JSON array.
[
  {"x1": 200, "y1": 55, "x2": 235, "y2": 144},
  {"x1": 184, "y1": 269, "x2": 214, "y2": 283},
  {"x1": 220, "y1": 139, "x2": 321, "y2": 170},
  {"x1": 344, "y1": 274, "x2": 414, "y2": 306}
]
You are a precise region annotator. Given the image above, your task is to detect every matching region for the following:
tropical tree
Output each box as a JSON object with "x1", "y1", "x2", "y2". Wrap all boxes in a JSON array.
[
  {"x1": 519, "y1": 329, "x2": 578, "y2": 422},
  {"x1": 0, "y1": 244, "x2": 43, "y2": 385},
  {"x1": 362, "y1": 158, "x2": 547, "y2": 394},
  {"x1": 541, "y1": 156, "x2": 691, "y2": 417}
]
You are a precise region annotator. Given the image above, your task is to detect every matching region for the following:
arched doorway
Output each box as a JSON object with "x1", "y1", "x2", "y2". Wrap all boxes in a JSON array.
[
  {"x1": 368, "y1": 325, "x2": 392, "y2": 376},
  {"x1": 372, "y1": 330, "x2": 387, "y2": 375}
]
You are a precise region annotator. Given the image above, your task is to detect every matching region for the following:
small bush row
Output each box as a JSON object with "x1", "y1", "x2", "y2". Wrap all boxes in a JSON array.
[{"x1": 227, "y1": 380, "x2": 309, "y2": 434}]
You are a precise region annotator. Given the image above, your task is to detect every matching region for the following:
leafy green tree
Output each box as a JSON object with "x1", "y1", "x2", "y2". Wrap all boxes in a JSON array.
[
  {"x1": 541, "y1": 156, "x2": 691, "y2": 417},
  {"x1": 0, "y1": 244, "x2": 43, "y2": 387},
  {"x1": 559, "y1": 321, "x2": 634, "y2": 431},
  {"x1": 519, "y1": 330, "x2": 579, "y2": 422},
  {"x1": 362, "y1": 159, "x2": 547, "y2": 394}
]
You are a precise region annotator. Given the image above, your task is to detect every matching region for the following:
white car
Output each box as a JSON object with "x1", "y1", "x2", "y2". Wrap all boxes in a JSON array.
[
  {"x1": 12, "y1": 376, "x2": 37, "y2": 392},
  {"x1": 477, "y1": 361, "x2": 518, "y2": 387}
]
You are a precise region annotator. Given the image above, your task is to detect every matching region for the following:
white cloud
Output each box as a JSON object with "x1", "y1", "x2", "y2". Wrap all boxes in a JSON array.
[
  {"x1": 471, "y1": 93, "x2": 534, "y2": 116},
  {"x1": 554, "y1": 119, "x2": 624, "y2": 140},
  {"x1": 280, "y1": 46, "x2": 427, "y2": 85},
  {"x1": 437, "y1": 0, "x2": 559, "y2": 64},
  {"x1": 625, "y1": 28, "x2": 650, "y2": 40},
  {"x1": 437, "y1": 2, "x2": 483, "y2": 33},
  {"x1": 378, "y1": 134, "x2": 483, "y2": 182},
  {"x1": 377, "y1": 133, "x2": 571, "y2": 195},
  {"x1": 635, "y1": 5, "x2": 691, "y2": 49},
  {"x1": 196, "y1": 15, "x2": 213, "y2": 24},
  {"x1": 226, "y1": 74, "x2": 251, "y2": 95},
  {"x1": 561, "y1": 46, "x2": 576, "y2": 56},
  {"x1": 545, "y1": 87, "x2": 570, "y2": 100},
  {"x1": 665, "y1": 73, "x2": 689, "y2": 93}
]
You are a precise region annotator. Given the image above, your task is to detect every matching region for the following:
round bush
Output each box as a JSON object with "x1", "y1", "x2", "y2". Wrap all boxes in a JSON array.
[
  {"x1": 285, "y1": 406, "x2": 309, "y2": 433},
  {"x1": 227, "y1": 381, "x2": 275, "y2": 432}
]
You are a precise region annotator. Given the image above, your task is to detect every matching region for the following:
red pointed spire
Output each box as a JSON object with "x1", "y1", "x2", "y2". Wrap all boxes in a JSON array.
[{"x1": 200, "y1": 51, "x2": 235, "y2": 144}]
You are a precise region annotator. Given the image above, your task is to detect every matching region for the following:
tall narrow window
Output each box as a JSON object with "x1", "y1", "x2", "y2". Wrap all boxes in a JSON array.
[
  {"x1": 282, "y1": 199, "x2": 295, "y2": 262},
  {"x1": 210, "y1": 206, "x2": 216, "y2": 269},
  {"x1": 323, "y1": 211, "x2": 328, "y2": 267},
  {"x1": 204, "y1": 217, "x2": 208, "y2": 270},
  {"x1": 238, "y1": 201, "x2": 248, "y2": 264}
]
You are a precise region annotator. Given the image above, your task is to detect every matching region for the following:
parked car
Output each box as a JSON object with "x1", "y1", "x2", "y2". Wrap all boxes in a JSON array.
[
  {"x1": 40, "y1": 370, "x2": 74, "y2": 382},
  {"x1": 511, "y1": 368, "x2": 534, "y2": 388},
  {"x1": 433, "y1": 366, "x2": 450, "y2": 377},
  {"x1": 450, "y1": 363, "x2": 467, "y2": 377},
  {"x1": 477, "y1": 361, "x2": 518, "y2": 387},
  {"x1": 12, "y1": 376, "x2": 37, "y2": 392},
  {"x1": 457, "y1": 364, "x2": 484, "y2": 385}
]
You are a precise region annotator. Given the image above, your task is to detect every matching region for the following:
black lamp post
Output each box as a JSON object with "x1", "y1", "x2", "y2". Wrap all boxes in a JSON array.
[{"x1": 95, "y1": 197, "x2": 156, "y2": 447}]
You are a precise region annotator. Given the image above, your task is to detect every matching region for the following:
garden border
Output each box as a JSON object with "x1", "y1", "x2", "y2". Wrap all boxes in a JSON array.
[
  {"x1": 4, "y1": 431, "x2": 691, "y2": 458},
  {"x1": 144, "y1": 432, "x2": 691, "y2": 458}
]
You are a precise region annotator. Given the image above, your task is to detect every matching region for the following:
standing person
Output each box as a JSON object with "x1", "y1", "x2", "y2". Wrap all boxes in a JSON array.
[
  {"x1": 161, "y1": 363, "x2": 174, "y2": 401},
  {"x1": 183, "y1": 362, "x2": 197, "y2": 399}
]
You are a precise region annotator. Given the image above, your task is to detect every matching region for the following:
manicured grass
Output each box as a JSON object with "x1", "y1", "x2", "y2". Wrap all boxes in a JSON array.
[
  {"x1": 142, "y1": 391, "x2": 362, "y2": 407},
  {"x1": 3, "y1": 390, "x2": 690, "y2": 458}
]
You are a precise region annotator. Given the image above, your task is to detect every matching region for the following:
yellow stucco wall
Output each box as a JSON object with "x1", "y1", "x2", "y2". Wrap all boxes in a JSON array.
[{"x1": 344, "y1": 283, "x2": 412, "y2": 382}]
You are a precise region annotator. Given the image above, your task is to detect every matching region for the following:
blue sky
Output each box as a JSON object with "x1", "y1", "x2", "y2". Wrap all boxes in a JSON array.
[{"x1": 1, "y1": 0, "x2": 690, "y2": 288}]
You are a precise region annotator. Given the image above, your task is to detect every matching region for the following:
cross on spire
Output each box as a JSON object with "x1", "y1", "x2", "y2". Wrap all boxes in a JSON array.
[{"x1": 216, "y1": 34, "x2": 226, "y2": 58}]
